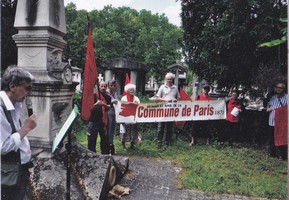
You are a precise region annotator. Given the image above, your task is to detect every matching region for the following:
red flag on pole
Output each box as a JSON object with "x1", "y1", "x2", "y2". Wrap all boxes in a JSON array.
[
  {"x1": 179, "y1": 87, "x2": 192, "y2": 101},
  {"x1": 123, "y1": 73, "x2": 130, "y2": 95},
  {"x1": 81, "y1": 24, "x2": 98, "y2": 122},
  {"x1": 176, "y1": 87, "x2": 192, "y2": 129}
]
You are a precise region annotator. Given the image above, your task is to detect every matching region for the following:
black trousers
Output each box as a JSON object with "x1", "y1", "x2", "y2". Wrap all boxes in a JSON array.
[
  {"x1": 191, "y1": 121, "x2": 211, "y2": 140},
  {"x1": 157, "y1": 122, "x2": 173, "y2": 144},
  {"x1": 226, "y1": 121, "x2": 241, "y2": 144},
  {"x1": 87, "y1": 122, "x2": 109, "y2": 154},
  {"x1": 268, "y1": 126, "x2": 287, "y2": 159}
]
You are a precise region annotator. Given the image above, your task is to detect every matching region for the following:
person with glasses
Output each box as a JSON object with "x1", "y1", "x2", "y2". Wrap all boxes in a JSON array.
[
  {"x1": 106, "y1": 80, "x2": 118, "y2": 154},
  {"x1": 1, "y1": 65, "x2": 37, "y2": 200},
  {"x1": 156, "y1": 73, "x2": 180, "y2": 148},
  {"x1": 266, "y1": 82, "x2": 288, "y2": 159}
]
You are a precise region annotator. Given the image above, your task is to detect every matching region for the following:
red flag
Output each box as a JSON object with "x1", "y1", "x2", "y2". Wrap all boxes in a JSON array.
[
  {"x1": 274, "y1": 106, "x2": 288, "y2": 146},
  {"x1": 123, "y1": 73, "x2": 130, "y2": 95},
  {"x1": 176, "y1": 87, "x2": 192, "y2": 129},
  {"x1": 179, "y1": 87, "x2": 192, "y2": 101},
  {"x1": 81, "y1": 25, "x2": 98, "y2": 122}
]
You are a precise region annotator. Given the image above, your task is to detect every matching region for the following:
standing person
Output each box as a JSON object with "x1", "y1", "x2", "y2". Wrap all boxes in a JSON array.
[
  {"x1": 120, "y1": 83, "x2": 140, "y2": 150},
  {"x1": 266, "y1": 82, "x2": 288, "y2": 159},
  {"x1": 226, "y1": 90, "x2": 242, "y2": 145},
  {"x1": 87, "y1": 81, "x2": 111, "y2": 154},
  {"x1": 107, "y1": 79, "x2": 118, "y2": 155},
  {"x1": 1, "y1": 66, "x2": 37, "y2": 200},
  {"x1": 156, "y1": 73, "x2": 180, "y2": 148},
  {"x1": 190, "y1": 84, "x2": 212, "y2": 145}
]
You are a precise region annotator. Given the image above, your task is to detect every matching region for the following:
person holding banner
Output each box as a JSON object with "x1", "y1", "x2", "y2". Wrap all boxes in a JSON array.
[
  {"x1": 107, "y1": 79, "x2": 118, "y2": 155},
  {"x1": 120, "y1": 83, "x2": 140, "y2": 150},
  {"x1": 266, "y1": 82, "x2": 288, "y2": 159},
  {"x1": 87, "y1": 81, "x2": 111, "y2": 154},
  {"x1": 226, "y1": 90, "x2": 242, "y2": 145},
  {"x1": 190, "y1": 84, "x2": 212, "y2": 145},
  {"x1": 156, "y1": 73, "x2": 180, "y2": 148}
]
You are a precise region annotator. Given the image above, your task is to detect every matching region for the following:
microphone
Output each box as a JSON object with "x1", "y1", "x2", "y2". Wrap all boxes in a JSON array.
[{"x1": 25, "y1": 97, "x2": 33, "y2": 117}]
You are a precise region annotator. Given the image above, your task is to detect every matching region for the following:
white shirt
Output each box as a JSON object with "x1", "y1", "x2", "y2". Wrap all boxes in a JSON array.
[
  {"x1": 0, "y1": 91, "x2": 31, "y2": 164},
  {"x1": 156, "y1": 84, "x2": 180, "y2": 101}
]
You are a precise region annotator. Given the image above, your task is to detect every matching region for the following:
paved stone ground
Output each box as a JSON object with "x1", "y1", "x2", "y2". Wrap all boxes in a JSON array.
[{"x1": 114, "y1": 157, "x2": 268, "y2": 200}]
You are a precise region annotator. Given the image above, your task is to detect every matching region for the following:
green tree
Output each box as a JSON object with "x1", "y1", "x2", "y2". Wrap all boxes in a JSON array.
[
  {"x1": 63, "y1": 3, "x2": 88, "y2": 68},
  {"x1": 64, "y1": 4, "x2": 183, "y2": 82},
  {"x1": 1, "y1": 0, "x2": 18, "y2": 71},
  {"x1": 259, "y1": 18, "x2": 287, "y2": 47},
  {"x1": 181, "y1": 0, "x2": 287, "y2": 89}
]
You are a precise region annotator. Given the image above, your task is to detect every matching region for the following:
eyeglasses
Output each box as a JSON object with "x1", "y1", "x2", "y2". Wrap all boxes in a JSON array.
[
  {"x1": 276, "y1": 87, "x2": 284, "y2": 89},
  {"x1": 109, "y1": 85, "x2": 116, "y2": 87},
  {"x1": 24, "y1": 85, "x2": 32, "y2": 91}
]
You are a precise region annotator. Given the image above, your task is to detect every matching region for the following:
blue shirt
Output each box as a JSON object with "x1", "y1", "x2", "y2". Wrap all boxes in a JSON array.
[{"x1": 267, "y1": 93, "x2": 288, "y2": 126}]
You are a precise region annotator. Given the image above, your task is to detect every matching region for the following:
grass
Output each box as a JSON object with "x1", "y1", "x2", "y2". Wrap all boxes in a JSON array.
[{"x1": 73, "y1": 120, "x2": 287, "y2": 199}]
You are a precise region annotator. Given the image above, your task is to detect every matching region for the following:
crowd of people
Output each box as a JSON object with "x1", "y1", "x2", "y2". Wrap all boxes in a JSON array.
[
  {"x1": 0, "y1": 66, "x2": 287, "y2": 199},
  {"x1": 84, "y1": 72, "x2": 288, "y2": 162}
]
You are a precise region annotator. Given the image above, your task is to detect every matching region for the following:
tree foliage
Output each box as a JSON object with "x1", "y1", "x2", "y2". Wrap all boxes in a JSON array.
[
  {"x1": 181, "y1": 0, "x2": 287, "y2": 89},
  {"x1": 1, "y1": 1, "x2": 182, "y2": 82},
  {"x1": 259, "y1": 18, "x2": 287, "y2": 47},
  {"x1": 1, "y1": 0, "x2": 18, "y2": 71},
  {"x1": 63, "y1": 4, "x2": 183, "y2": 82}
]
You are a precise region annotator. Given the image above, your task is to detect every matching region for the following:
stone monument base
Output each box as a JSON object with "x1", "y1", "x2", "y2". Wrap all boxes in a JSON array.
[{"x1": 27, "y1": 144, "x2": 129, "y2": 200}]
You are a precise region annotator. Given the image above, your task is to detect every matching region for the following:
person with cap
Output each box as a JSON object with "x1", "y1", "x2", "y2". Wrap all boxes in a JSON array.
[
  {"x1": 190, "y1": 83, "x2": 212, "y2": 145},
  {"x1": 156, "y1": 72, "x2": 180, "y2": 148},
  {"x1": 226, "y1": 90, "x2": 243, "y2": 145},
  {"x1": 120, "y1": 83, "x2": 140, "y2": 150}
]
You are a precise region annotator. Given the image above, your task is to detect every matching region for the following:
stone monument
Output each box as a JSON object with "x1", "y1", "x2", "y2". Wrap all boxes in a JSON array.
[
  {"x1": 13, "y1": 0, "x2": 77, "y2": 155},
  {"x1": 12, "y1": 2, "x2": 129, "y2": 199}
]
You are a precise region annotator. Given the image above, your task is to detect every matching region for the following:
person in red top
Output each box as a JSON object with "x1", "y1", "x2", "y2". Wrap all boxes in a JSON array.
[
  {"x1": 190, "y1": 84, "x2": 212, "y2": 145},
  {"x1": 226, "y1": 90, "x2": 242, "y2": 145},
  {"x1": 195, "y1": 84, "x2": 212, "y2": 101}
]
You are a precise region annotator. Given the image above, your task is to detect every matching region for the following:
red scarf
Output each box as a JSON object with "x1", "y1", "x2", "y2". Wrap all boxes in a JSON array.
[
  {"x1": 126, "y1": 94, "x2": 134, "y2": 102},
  {"x1": 96, "y1": 91, "x2": 108, "y2": 135}
]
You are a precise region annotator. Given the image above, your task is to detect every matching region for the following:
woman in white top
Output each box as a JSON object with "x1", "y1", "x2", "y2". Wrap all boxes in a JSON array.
[{"x1": 120, "y1": 83, "x2": 140, "y2": 150}]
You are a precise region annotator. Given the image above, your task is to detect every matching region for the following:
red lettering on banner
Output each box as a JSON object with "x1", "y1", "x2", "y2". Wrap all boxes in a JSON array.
[
  {"x1": 182, "y1": 105, "x2": 192, "y2": 116},
  {"x1": 193, "y1": 104, "x2": 214, "y2": 116},
  {"x1": 137, "y1": 106, "x2": 180, "y2": 118}
]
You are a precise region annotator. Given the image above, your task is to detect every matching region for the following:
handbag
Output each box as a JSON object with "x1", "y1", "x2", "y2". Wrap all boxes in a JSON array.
[
  {"x1": 1, "y1": 159, "x2": 21, "y2": 187},
  {"x1": 1, "y1": 98, "x2": 21, "y2": 187}
]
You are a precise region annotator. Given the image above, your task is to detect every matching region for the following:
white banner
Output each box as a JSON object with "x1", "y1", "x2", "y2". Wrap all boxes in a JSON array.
[{"x1": 115, "y1": 100, "x2": 226, "y2": 123}]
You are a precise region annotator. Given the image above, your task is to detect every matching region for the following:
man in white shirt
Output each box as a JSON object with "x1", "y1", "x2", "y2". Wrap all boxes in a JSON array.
[
  {"x1": 1, "y1": 66, "x2": 37, "y2": 200},
  {"x1": 156, "y1": 73, "x2": 180, "y2": 148}
]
